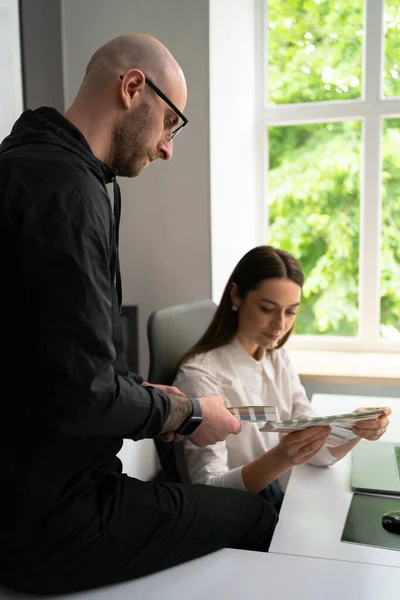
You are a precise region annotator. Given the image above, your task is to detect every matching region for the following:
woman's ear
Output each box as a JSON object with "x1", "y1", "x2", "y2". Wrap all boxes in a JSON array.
[{"x1": 230, "y1": 282, "x2": 240, "y2": 309}]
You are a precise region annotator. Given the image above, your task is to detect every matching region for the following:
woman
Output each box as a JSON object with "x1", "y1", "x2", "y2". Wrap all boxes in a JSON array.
[{"x1": 173, "y1": 246, "x2": 390, "y2": 510}]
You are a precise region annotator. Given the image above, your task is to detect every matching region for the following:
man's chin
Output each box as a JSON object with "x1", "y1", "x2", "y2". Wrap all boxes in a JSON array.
[
  {"x1": 114, "y1": 156, "x2": 149, "y2": 178},
  {"x1": 131, "y1": 157, "x2": 150, "y2": 177},
  {"x1": 117, "y1": 166, "x2": 143, "y2": 179}
]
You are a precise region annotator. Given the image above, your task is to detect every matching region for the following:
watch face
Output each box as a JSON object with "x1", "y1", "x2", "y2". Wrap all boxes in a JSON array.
[{"x1": 178, "y1": 416, "x2": 202, "y2": 436}]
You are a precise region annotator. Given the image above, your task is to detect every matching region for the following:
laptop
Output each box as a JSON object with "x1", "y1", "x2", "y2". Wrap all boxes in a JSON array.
[{"x1": 351, "y1": 441, "x2": 400, "y2": 496}]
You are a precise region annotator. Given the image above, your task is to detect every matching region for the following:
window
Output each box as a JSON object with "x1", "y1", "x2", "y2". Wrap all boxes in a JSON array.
[{"x1": 265, "y1": 0, "x2": 400, "y2": 351}]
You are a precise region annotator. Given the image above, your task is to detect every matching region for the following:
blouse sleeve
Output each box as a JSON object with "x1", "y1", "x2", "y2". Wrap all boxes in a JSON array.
[{"x1": 173, "y1": 359, "x2": 246, "y2": 490}]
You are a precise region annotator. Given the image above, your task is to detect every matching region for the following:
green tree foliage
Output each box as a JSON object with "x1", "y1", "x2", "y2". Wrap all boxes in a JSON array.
[
  {"x1": 384, "y1": 3, "x2": 400, "y2": 97},
  {"x1": 267, "y1": 0, "x2": 400, "y2": 337}
]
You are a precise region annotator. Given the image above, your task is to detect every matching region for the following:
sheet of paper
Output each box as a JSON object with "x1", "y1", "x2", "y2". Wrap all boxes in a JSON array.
[
  {"x1": 326, "y1": 426, "x2": 360, "y2": 447},
  {"x1": 258, "y1": 409, "x2": 383, "y2": 433}
]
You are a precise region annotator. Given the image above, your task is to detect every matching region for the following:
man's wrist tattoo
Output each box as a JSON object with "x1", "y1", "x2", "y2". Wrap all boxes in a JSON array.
[{"x1": 162, "y1": 394, "x2": 193, "y2": 433}]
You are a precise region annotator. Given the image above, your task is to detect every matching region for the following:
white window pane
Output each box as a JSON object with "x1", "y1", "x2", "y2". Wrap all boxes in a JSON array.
[
  {"x1": 380, "y1": 119, "x2": 400, "y2": 340},
  {"x1": 267, "y1": 121, "x2": 361, "y2": 336},
  {"x1": 267, "y1": 0, "x2": 364, "y2": 105}
]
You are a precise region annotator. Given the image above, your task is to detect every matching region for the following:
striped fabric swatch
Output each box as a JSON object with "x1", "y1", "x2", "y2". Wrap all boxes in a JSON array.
[{"x1": 227, "y1": 405, "x2": 278, "y2": 422}]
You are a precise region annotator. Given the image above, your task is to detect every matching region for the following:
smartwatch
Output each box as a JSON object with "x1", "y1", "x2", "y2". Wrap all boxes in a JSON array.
[{"x1": 176, "y1": 396, "x2": 203, "y2": 435}]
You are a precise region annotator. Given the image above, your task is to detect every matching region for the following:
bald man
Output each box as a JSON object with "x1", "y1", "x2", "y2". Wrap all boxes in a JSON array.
[{"x1": 0, "y1": 34, "x2": 277, "y2": 595}]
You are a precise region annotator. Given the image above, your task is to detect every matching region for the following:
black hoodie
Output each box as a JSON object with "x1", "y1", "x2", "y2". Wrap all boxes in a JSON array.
[{"x1": 0, "y1": 108, "x2": 169, "y2": 549}]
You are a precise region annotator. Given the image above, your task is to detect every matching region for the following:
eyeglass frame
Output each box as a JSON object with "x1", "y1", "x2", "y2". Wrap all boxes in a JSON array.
[{"x1": 119, "y1": 74, "x2": 188, "y2": 140}]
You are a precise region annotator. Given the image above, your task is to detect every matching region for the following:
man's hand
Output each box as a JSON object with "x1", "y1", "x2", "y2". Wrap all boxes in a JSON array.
[
  {"x1": 187, "y1": 394, "x2": 241, "y2": 447},
  {"x1": 276, "y1": 426, "x2": 331, "y2": 466},
  {"x1": 352, "y1": 407, "x2": 391, "y2": 441},
  {"x1": 142, "y1": 383, "x2": 241, "y2": 446}
]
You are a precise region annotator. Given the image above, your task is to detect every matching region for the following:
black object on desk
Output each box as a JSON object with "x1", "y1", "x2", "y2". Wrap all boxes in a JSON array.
[
  {"x1": 342, "y1": 493, "x2": 400, "y2": 551},
  {"x1": 382, "y1": 510, "x2": 400, "y2": 534}
]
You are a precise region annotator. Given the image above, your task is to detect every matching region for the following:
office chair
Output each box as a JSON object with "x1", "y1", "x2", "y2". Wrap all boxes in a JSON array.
[{"x1": 147, "y1": 299, "x2": 217, "y2": 482}]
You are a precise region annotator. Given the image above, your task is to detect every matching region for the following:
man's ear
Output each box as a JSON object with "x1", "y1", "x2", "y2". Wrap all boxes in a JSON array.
[{"x1": 119, "y1": 69, "x2": 145, "y2": 108}]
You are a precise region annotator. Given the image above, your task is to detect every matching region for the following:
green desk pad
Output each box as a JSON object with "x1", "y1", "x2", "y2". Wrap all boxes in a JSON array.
[{"x1": 342, "y1": 493, "x2": 400, "y2": 551}]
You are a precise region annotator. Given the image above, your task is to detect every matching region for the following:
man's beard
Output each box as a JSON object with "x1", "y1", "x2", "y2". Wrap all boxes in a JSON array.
[{"x1": 111, "y1": 103, "x2": 152, "y2": 178}]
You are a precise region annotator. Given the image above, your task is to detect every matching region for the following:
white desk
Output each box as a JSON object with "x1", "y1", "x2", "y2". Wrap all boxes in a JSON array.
[
  {"x1": 2, "y1": 550, "x2": 400, "y2": 600},
  {"x1": 270, "y1": 393, "x2": 400, "y2": 567}
]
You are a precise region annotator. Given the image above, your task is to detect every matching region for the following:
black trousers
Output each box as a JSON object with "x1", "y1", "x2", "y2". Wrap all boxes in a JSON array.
[{"x1": 2, "y1": 474, "x2": 278, "y2": 595}]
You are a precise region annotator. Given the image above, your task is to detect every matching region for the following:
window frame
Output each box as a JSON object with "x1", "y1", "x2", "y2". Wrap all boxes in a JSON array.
[{"x1": 263, "y1": 0, "x2": 400, "y2": 353}]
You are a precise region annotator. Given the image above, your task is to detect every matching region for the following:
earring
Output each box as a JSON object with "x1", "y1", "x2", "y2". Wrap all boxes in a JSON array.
[{"x1": 231, "y1": 305, "x2": 238, "y2": 312}]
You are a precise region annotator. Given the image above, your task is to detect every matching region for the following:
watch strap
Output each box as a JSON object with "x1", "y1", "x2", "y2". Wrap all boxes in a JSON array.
[{"x1": 176, "y1": 396, "x2": 203, "y2": 435}]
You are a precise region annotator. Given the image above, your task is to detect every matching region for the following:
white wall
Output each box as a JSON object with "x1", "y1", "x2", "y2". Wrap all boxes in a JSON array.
[
  {"x1": 0, "y1": 0, "x2": 23, "y2": 139},
  {"x1": 61, "y1": 0, "x2": 212, "y2": 379}
]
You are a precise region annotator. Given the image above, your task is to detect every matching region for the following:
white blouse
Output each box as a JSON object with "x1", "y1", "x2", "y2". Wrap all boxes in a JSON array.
[{"x1": 173, "y1": 338, "x2": 336, "y2": 491}]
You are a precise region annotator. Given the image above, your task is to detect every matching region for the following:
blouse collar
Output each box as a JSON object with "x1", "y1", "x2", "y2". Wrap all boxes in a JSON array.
[{"x1": 228, "y1": 337, "x2": 275, "y2": 379}]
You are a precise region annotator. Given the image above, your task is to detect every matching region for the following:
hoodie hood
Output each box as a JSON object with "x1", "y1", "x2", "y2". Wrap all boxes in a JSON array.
[{"x1": 0, "y1": 107, "x2": 116, "y2": 184}]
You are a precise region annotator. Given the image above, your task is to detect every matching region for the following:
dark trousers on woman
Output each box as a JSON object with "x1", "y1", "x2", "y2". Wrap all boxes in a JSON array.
[
  {"x1": 1, "y1": 474, "x2": 278, "y2": 596},
  {"x1": 259, "y1": 479, "x2": 284, "y2": 513}
]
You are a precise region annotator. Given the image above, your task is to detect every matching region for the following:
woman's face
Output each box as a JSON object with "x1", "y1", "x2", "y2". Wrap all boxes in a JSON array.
[{"x1": 232, "y1": 278, "x2": 302, "y2": 356}]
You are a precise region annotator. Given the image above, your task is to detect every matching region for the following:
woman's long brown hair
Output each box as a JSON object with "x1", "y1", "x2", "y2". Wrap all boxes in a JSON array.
[{"x1": 176, "y1": 245, "x2": 304, "y2": 373}]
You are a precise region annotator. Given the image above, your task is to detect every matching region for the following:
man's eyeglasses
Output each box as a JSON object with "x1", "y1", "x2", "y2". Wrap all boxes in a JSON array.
[{"x1": 120, "y1": 74, "x2": 188, "y2": 141}]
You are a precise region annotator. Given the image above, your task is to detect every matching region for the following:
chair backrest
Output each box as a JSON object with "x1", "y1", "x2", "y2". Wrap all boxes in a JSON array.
[
  {"x1": 147, "y1": 300, "x2": 217, "y2": 483},
  {"x1": 147, "y1": 299, "x2": 217, "y2": 385}
]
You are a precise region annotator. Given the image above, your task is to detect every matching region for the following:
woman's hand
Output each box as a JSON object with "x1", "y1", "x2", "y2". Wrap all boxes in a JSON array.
[
  {"x1": 276, "y1": 425, "x2": 331, "y2": 466},
  {"x1": 352, "y1": 407, "x2": 391, "y2": 441},
  {"x1": 242, "y1": 425, "x2": 330, "y2": 494}
]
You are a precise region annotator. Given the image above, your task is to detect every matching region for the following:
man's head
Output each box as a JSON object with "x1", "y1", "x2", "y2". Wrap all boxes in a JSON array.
[{"x1": 65, "y1": 34, "x2": 188, "y2": 177}]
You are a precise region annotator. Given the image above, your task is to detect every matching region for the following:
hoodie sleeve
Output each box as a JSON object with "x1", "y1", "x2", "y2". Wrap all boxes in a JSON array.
[{"x1": 20, "y1": 183, "x2": 170, "y2": 440}]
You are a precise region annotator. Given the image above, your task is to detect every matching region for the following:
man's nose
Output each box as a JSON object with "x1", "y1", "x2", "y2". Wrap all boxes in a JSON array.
[{"x1": 158, "y1": 138, "x2": 173, "y2": 161}]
